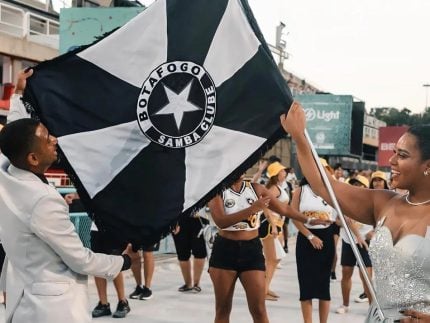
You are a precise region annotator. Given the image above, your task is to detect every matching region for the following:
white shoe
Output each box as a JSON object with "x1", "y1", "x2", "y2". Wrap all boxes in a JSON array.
[{"x1": 335, "y1": 305, "x2": 349, "y2": 314}]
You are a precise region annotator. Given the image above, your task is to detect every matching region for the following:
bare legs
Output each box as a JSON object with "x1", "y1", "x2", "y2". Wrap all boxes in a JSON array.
[
  {"x1": 359, "y1": 267, "x2": 373, "y2": 304},
  {"x1": 331, "y1": 233, "x2": 339, "y2": 278},
  {"x1": 318, "y1": 300, "x2": 330, "y2": 323},
  {"x1": 209, "y1": 268, "x2": 268, "y2": 323},
  {"x1": 131, "y1": 250, "x2": 154, "y2": 288},
  {"x1": 193, "y1": 257, "x2": 205, "y2": 287},
  {"x1": 95, "y1": 272, "x2": 126, "y2": 305},
  {"x1": 178, "y1": 257, "x2": 206, "y2": 288},
  {"x1": 340, "y1": 266, "x2": 354, "y2": 306},
  {"x1": 300, "y1": 299, "x2": 330, "y2": 323},
  {"x1": 240, "y1": 271, "x2": 269, "y2": 323},
  {"x1": 300, "y1": 300, "x2": 313, "y2": 323},
  {"x1": 261, "y1": 236, "x2": 279, "y2": 297},
  {"x1": 340, "y1": 265, "x2": 372, "y2": 307},
  {"x1": 178, "y1": 260, "x2": 192, "y2": 288},
  {"x1": 143, "y1": 251, "x2": 154, "y2": 289},
  {"x1": 209, "y1": 268, "x2": 236, "y2": 323}
]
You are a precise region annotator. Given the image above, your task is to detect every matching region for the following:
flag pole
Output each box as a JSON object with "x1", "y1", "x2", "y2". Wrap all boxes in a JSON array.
[{"x1": 304, "y1": 129, "x2": 385, "y2": 321}]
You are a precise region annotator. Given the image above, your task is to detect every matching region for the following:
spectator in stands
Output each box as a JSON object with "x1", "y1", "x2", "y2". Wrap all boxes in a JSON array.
[
  {"x1": 369, "y1": 171, "x2": 389, "y2": 190},
  {"x1": 333, "y1": 163, "x2": 345, "y2": 182},
  {"x1": 286, "y1": 167, "x2": 298, "y2": 188}
]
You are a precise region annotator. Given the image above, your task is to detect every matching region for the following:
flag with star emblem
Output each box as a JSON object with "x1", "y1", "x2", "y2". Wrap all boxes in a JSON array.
[{"x1": 23, "y1": 0, "x2": 293, "y2": 245}]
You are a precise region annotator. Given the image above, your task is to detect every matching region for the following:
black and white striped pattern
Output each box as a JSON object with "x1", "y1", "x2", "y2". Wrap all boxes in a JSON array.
[{"x1": 24, "y1": 0, "x2": 293, "y2": 245}]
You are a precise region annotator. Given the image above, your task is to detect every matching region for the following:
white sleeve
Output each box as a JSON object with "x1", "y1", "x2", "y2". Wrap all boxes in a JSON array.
[
  {"x1": 30, "y1": 193, "x2": 123, "y2": 279},
  {"x1": 7, "y1": 94, "x2": 31, "y2": 123}
]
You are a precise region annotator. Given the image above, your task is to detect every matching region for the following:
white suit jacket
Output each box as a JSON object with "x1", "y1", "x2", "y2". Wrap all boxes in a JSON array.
[{"x1": 0, "y1": 156, "x2": 124, "y2": 323}]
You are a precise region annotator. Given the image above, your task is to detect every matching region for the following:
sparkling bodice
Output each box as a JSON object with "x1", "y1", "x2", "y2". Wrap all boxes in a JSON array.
[{"x1": 368, "y1": 219, "x2": 430, "y2": 314}]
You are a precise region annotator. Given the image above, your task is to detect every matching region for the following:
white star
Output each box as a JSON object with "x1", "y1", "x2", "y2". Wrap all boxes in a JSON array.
[{"x1": 155, "y1": 81, "x2": 201, "y2": 130}]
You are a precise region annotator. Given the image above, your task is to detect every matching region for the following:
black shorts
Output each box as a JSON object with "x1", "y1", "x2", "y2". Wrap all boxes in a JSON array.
[
  {"x1": 331, "y1": 223, "x2": 340, "y2": 236},
  {"x1": 340, "y1": 240, "x2": 372, "y2": 267},
  {"x1": 173, "y1": 216, "x2": 207, "y2": 261},
  {"x1": 209, "y1": 235, "x2": 265, "y2": 273},
  {"x1": 90, "y1": 231, "x2": 128, "y2": 255},
  {"x1": 140, "y1": 243, "x2": 160, "y2": 252}
]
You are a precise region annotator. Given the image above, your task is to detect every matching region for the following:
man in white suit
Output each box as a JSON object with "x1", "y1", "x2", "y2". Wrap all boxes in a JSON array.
[{"x1": 0, "y1": 118, "x2": 136, "y2": 323}]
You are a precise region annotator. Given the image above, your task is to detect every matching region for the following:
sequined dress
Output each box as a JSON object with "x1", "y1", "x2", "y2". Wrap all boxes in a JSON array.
[{"x1": 366, "y1": 217, "x2": 430, "y2": 321}]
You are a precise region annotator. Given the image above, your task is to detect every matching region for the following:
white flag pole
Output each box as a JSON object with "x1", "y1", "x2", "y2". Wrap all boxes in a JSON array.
[{"x1": 304, "y1": 129, "x2": 385, "y2": 321}]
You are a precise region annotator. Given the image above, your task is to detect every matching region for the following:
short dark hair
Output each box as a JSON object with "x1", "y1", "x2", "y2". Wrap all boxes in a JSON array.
[
  {"x1": 268, "y1": 155, "x2": 281, "y2": 164},
  {"x1": 333, "y1": 163, "x2": 343, "y2": 171},
  {"x1": 407, "y1": 124, "x2": 430, "y2": 160},
  {"x1": 0, "y1": 119, "x2": 40, "y2": 167}
]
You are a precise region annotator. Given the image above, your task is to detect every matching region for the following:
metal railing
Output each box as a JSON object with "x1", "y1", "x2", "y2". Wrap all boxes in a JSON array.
[
  {"x1": 27, "y1": 11, "x2": 59, "y2": 48},
  {"x1": 0, "y1": 1, "x2": 59, "y2": 49}
]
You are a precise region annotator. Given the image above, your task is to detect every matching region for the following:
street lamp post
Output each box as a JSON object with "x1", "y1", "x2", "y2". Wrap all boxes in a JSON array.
[{"x1": 424, "y1": 84, "x2": 430, "y2": 110}]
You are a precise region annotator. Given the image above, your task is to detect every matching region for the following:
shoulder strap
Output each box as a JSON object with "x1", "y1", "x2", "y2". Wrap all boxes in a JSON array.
[{"x1": 248, "y1": 181, "x2": 258, "y2": 199}]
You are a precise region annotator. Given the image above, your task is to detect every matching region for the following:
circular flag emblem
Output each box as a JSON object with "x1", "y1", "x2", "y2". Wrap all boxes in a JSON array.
[{"x1": 137, "y1": 61, "x2": 216, "y2": 148}]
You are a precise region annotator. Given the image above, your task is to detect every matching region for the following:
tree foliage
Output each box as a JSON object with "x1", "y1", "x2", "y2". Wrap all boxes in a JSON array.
[{"x1": 369, "y1": 107, "x2": 430, "y2": 126}]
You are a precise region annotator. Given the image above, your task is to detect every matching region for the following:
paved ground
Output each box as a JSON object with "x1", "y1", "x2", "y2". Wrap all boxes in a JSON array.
[{"x1": 0, "y1": 236, "x2": 370, "y2": 322}]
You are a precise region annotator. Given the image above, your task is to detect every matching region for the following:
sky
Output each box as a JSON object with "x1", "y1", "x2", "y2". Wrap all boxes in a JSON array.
[
  {"x1": 248, "y1": 0, "x2": 430, "y2": 114},
  {"x1": 135, "y1": 0, "x2": 430, "y2": 114}
]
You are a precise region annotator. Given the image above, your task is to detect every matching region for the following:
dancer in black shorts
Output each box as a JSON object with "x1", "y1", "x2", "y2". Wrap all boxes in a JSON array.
[{"x1": 208, "y1": 174, "x2": 329, "y2": 323}]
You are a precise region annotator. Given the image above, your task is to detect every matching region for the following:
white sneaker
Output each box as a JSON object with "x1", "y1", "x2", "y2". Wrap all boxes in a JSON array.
[{"x1": 335, "y1": 305, "x2": 349, "y2": 314}]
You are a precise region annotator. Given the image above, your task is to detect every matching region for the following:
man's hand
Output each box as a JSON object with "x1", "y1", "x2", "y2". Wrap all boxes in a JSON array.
[
  {"x1": 14, "y1": 68, "x2": 33, "y2": 95},
  {"x1": 64, "y1": 192, "x2": 79, "y2": 205}
]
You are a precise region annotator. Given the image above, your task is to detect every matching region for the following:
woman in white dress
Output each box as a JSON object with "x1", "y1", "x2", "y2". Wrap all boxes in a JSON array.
[{"x1": 282, "y1": 102, "x2": 430, "y2": 323}]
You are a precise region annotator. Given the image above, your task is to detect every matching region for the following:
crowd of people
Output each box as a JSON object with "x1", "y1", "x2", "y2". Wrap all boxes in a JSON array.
[{"x1": 0, "y1": 69, "x2": 428, "y2": 323}]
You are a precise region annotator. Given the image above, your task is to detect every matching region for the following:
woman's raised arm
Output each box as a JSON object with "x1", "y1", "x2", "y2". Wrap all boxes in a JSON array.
[{"x1": 280, "y1": 102, "x2": 393, "y2": 226}]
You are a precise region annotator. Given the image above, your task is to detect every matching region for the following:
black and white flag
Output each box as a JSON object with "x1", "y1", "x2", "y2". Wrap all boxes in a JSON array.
[{"x1": 24, "y1": 0, "x2": 293, "y2": 245}]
